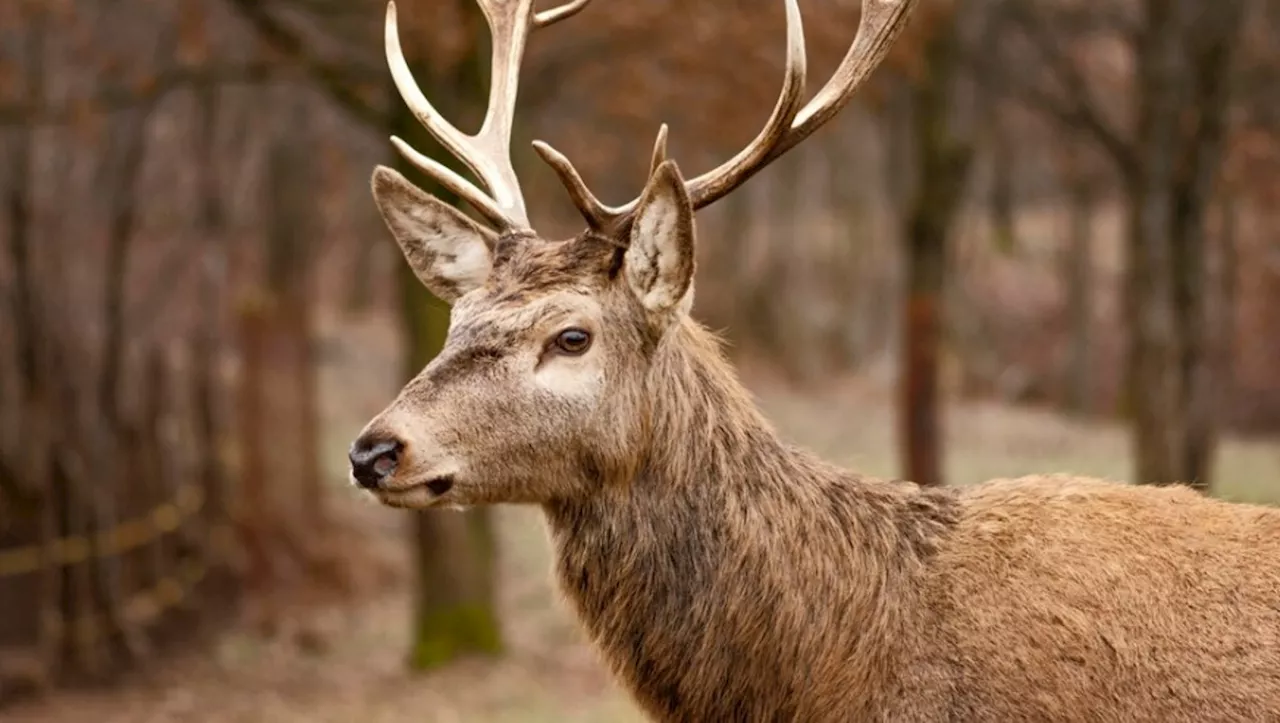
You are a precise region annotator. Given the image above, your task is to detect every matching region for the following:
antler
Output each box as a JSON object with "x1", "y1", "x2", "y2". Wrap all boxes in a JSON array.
[
  {"x1": 384, "y1": 0, "x2": 590, "y2": 231},
  {"x1": 534, "y1": 0, "x2": 919, "y2": 232}
]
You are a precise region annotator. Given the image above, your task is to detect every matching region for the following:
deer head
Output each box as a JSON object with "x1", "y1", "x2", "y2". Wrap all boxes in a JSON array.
[{"x1": 349, "y1": 0, "x2": 918, "y2": 509}]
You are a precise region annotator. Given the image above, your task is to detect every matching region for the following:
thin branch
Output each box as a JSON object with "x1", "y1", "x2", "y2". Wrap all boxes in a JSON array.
[
  {"x1": 222, "y1": 0, "x2": 385, "y2": 128},
  {"x1": 997, "y1": 2, "x2": 1136, "y2": 175},
  {"x1": 0, "y1": 63, "x2": 289, "y2": 127},
  {"x1": 1175, "y1": 0, "x2": 1246, "y2": 228},
  {"x1": 5, "y1": 0, "x2": 45, "y2": 393},
  {"x1": 274, "y1": 0, "x2": 373, "y2": 21},
  {"x1": 98, "y1": 101, "x2": 159, "y2": 420},
  {"x1": 0, "y1": 449, "x2": 39, "y2": 511},
  {"x1": 520, "y1": 33, "x2": 669, "y2": 111}
]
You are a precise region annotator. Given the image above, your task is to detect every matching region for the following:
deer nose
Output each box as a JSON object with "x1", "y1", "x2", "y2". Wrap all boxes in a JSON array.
[{"x1": 348, "y1": 436, "x2": 403, "y2": 490}]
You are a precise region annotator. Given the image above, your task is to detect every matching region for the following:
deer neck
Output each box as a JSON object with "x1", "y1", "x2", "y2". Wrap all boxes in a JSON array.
[
  {"x1": 542, "y1": 318, "x2": 953, "y2": 720},
  {"x1": 636, "y1": 317, "x2": 789, "y2": 492}
]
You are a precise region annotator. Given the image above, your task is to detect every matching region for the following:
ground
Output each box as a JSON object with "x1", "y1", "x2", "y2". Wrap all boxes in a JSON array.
[{"x1": 7, "y1": 315, "x2": 1279, "y2": 722}]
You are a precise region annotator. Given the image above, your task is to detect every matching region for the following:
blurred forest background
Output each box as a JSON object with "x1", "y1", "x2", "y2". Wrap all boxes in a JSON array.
[{"x1": 2, "y1": 0, "x2": 1279, "y2": 720}]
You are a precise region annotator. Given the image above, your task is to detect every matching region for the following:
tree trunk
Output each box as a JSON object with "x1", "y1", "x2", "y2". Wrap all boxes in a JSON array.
[
  {"x1": 1125, "y1": 0, "x2": 1187, "y2": 486},
  {"x1": 702, "y1": 172, "x2": 749, "y2": 344},
  {"x1": 1124, "y1": 191, "x2": 1181, "y2": 487},
  {"x1": 3, "y1": 1, "x2": 45, "y2": 512},
  {"x1": 264, "y1": 98, "x2": 325, "y2": 530},
  {"x1": 988, "y1": 120, "x2": 1017, "y2": 255},
  {"x1": 193, "y1": 79, "x2": 230, "y2": 555},
  {"x1": 901, "y1": 222, "x2": 945, "y2": 488},
  {"x1": 770, "y1": 154, "x2": 808, "y2": 380},
  {"x1": 1169, "y1": 0, "x2": 1243, "y2": 491},
  {"x1": 1126, "y1": 0, "x2": 1243, "y2": 488},
  {"x1": 828, "y1": 121, "x2": 873, "y2": 366},
  {"x1": 98, "y1": 105, "x2": 152, "y2": 422},
  {"x1": 1215, "y1": 188, "x2": 1239, "y2": 428},
  {"x1": 389, "y1": 0, "x2": 502, "y2": 670},
  {"x1": 740, "y1": 171, "x2": 783, "y2": 360},
  {"x1": 897, "y1": 15, "x2": 972, "y2": 488},
  {"x1": 1062, "y1": 154, "x2": 1095, "y2": 416},
  {"x1": 235, "y1": 297, "x2": 272, "y2": 592},
  {"x1": 1170, "y1": 204, "x2": 1214, "y2": 491}
]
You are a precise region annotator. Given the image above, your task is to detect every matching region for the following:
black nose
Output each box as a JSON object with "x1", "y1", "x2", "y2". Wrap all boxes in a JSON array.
[{"x1": 349, "y1": 437, "x2": 402, "y2": 490}]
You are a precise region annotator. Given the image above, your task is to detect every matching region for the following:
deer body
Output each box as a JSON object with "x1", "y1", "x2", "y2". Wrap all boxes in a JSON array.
[
  {"x1": 542, "y1": 319, "x2": 1280, "y2": 722},
  {"x1": 348, "y1": 1, "x2": 1280, "y2": 720}
]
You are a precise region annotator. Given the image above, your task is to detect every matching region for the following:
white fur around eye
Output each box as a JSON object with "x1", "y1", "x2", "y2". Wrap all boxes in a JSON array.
[{"x1": 534, "y1": 358, "x2": 601, "y2": 398}]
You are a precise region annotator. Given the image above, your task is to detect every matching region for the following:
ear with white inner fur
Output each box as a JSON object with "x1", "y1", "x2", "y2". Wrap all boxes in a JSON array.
[
  {"x1": 371, "y1": 165, "x2": 498, "y2": 303},
  {"x1": 625, "y1": 160, "x2": 696, "y2": 314}
]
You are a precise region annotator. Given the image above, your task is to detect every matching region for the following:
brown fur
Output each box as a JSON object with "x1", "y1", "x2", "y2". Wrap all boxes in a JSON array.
[{"x1": 354, "y1": 165, "x2": 1280, "y2": 722}]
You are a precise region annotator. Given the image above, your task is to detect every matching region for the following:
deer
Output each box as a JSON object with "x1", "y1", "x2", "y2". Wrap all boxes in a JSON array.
[{"x1": 346, "y1": 0, "x2": 1280, "y2": 720}]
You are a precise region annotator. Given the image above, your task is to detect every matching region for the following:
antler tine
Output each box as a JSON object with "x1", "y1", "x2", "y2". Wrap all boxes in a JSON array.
[
  {"x1": 530, "y1": 122, "x2": 671, "y2": 233},
  {"x1": 388, "y1": 0, "x2": 582, "y2": 231},
  {"x1": 683, "y1": 0, "x2": 808, "y2": 210},
  {"x1": 776, "y1": 0, "x2": 919, "y2": 158},
  {"x1": 530, "y1": 141, "x2": 625, "y2": 232},
  {"x1": 534, "y1": 0, "x2": 592, "y2": 28},
  {"x1": 683, "y1": 0, "x2": 920, "y2": 210},
  {"x1": 649, "y1": 123, "x2": 670, "y2": 177}
]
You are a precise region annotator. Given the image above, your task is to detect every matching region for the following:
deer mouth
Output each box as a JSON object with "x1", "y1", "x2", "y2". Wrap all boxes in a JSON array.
[
  {"x1": 372, "y1": 474, "x2": 457, "y2": 510},
  {"x1": 424, "y1": 475, "x2": 455, "y2": 496}
]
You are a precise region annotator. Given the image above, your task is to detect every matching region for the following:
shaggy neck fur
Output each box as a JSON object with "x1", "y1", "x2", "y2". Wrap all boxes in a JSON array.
[{"x1": 543, "y1": 319, "x2": 961, "y2": 722}]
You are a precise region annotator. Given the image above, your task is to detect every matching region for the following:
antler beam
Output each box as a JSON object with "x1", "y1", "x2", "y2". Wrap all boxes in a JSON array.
[{"x1": 385, "y1": 0, "x2": 592, "y2": 231}]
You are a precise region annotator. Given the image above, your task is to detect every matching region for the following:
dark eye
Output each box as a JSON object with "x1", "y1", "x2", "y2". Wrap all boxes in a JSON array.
[{"x1": 553, "y1": 328, "x2": 592, "y2": 355}]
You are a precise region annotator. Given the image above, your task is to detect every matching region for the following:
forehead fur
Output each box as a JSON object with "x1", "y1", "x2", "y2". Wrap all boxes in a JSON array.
[{"x1": 484, "y1": 231, "x2": 623, "y2": 304}]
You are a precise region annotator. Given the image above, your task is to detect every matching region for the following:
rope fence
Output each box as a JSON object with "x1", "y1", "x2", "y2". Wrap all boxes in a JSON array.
[
  {"x1": 0, "y1": 477, "x2": 236, "y2": 691},
  {"x1": 0, "y1": 484, "x2": 206, "y2": 578},
  {"x1": 39, "y1": 554, "x2": 211, "y2": 648}
]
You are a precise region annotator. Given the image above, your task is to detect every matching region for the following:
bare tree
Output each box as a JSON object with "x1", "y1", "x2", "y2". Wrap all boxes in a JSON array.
[
  {"x1": 882, "y1": 1, "x2": 985, "y2": 487},
  {"x1": 1056, "y1": 138, "x2": 1103, "y2": 415},
  {"x1": 992, "y1": 0, "x2": 1249, "y2": 489}
]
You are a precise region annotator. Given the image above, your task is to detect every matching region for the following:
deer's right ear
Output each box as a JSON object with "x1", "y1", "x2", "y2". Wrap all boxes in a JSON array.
[{"x1": 371, "y1": 165, "x2": 497, "y2": 302}]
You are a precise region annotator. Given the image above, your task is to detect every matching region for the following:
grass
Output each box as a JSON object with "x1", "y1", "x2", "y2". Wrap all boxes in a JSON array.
[
  {"x1": 756, "y1": 378, "x2": 1280, "y2": 504},
  {"x1": 10, "y1": 318, "x2": 1277, "y2": 722}
]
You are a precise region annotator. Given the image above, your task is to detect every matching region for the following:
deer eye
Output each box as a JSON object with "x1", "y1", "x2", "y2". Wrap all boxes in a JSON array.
[{"x1": 553, "y1": 328, "x2": 592, "y2": 355}]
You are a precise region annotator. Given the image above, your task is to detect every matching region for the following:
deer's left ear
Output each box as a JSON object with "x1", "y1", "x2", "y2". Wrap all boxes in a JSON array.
[
  {"x1": 625, "y1": 160, "x2": 696, "y2": 315},
  {"x1": 371, "y1": 165, "x2": 497, "y2": 303}
]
